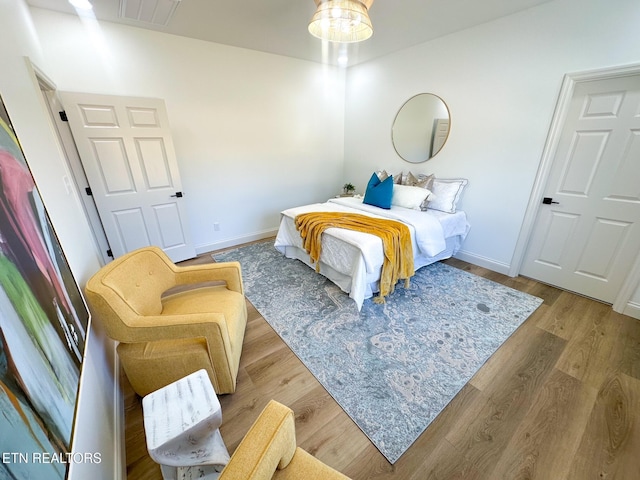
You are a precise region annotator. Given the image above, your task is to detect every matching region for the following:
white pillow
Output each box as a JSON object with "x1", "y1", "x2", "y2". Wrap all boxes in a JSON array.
[
  {"x1": 403, "y1": 172, "x2": 436, "y2": 210},
  {"x1": 391, "y1": 184, "x2": 434, "y2": 210},
  {"x1": 428, "y1": 178, "x2": 468, "y2": 213}
]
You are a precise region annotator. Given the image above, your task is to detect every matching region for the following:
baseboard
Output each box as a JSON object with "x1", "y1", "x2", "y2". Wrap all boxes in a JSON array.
[
  {"x1": 113, "y1": 346, "x2": 126, "y2": 480},
  {"x1": 195, "y1": 228, "x2": 278, "y2": 255},
  {"x1": 453, "y1": 249, "x2": 512, "y2": 276},
  {"x1": 623, "y1": 301, "x2": 640, "y2": 320}
]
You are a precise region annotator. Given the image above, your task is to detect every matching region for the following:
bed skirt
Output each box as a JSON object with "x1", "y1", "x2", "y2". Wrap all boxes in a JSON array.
[{"x1": 275, "y1": 235, "x2": 465, "y2": 310}]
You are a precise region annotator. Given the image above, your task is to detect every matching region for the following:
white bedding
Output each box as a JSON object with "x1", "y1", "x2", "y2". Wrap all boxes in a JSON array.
[{"x1": 274, "y1": 196, "x2": 470, "y2": 309}]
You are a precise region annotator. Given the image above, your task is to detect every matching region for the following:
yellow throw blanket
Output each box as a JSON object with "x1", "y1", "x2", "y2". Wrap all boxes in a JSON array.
[{"x1": 294, "y1": 212, "x2": 414, "y2": 303}]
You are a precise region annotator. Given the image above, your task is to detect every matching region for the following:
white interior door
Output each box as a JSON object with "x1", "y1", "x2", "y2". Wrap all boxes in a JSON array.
[
  {"x1": 431, "y1": 118, "x2": 449, "y2": 156},
  {"x1": 520, "y1": 74, "x2": 640, "y2": 303},
  {"x1": 59, "y1": 92, "x2": 195, "y2": 262}
]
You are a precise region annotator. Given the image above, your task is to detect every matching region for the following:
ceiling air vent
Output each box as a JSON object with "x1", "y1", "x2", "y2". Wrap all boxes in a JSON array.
[{"x1": 119, "y1": 0, "x2": 181, "y2": 26}]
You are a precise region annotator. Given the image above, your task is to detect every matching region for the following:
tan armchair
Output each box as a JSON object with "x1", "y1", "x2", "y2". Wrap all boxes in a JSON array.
[
  {"x1": 84, "y1": 246, "x2": 247, "y2": 396},
  {"x1": 220, "y1": 400, "x2": 351, "y2": 480}
]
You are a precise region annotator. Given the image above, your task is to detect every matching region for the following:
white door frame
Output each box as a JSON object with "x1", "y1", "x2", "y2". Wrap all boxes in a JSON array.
[
  {"x1": 28, "y1": 60, "x2": 112, "y2": 265},
  {"x1": 511, "y1": 62, "x2": 640, "y2": 314}
]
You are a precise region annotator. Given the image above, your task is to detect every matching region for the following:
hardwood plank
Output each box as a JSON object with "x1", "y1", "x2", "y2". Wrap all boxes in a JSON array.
[
  {"x1": 235, "y1": 315, "x2": 282, "y2": 368},
  {"x1": 521, "y1": 280, "x2": 564, "y2": 306},
  {"x1": 469, "y1": 318, "x2": 545, "y2": 392},
  {"x1": 568, "y1": 373, "x2": 640, "y2": 479},
  {"x1": 488, "y1": 368, "x2": 597, "y2": 480},
  {"x1": 445, "y1": 328, "x2": 567, "y2": 476},
  {"x1": 535, "y1": 291, "x2": 595, "y2": 340},
  {"x1": 298, "y1": 405, "x2": 372, "y2": 474},
  {"x1": 289, "y1": 385, "x2": 346, "y2": 448},
  {"x1": 343, "y1": 445, "x2": 399, "y2": 479},
  {"x1": 218, "y1": 391, "x2": 265, "y2": 452},
  {"x1": 245, "y1": 342, "x2": 321, "y2": 406},
  {"x1": 413, "y1": 439, "x2": 483, "y2": 480},
  {"x1": 123, "y1": 373, "x2": 162, "y2": 480},
  {"x1": 554, "y1": 300, "x2": 621, "y2": 389},
  {"x1": 126, "y1": 458, "x2": 162, "y2": 480},
  {"x1": 123, "y1": 390, "x2": 148, "y2": 465},
  {"x1": 611, "y1": 312, "x2": 640, "y2": 381}
]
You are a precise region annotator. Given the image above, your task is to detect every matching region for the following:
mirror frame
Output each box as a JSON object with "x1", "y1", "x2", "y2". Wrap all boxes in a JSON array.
[{"x1": 391, "y1": 93, "x2": 450, "y2": 163}]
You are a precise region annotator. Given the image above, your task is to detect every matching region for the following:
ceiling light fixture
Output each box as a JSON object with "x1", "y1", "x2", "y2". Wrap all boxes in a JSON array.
[{"x1": 308, "y1": 0, "x2": 374, "y2": 43}]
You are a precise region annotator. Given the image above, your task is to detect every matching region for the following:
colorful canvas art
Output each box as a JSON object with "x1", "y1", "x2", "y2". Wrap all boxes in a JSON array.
[{"x1": 0, "y1": 95, "x2": 89, "y2": 479}]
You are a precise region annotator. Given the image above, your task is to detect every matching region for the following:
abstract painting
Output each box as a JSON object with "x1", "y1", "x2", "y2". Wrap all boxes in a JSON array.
[{"x1": 0, "y1": 95, "x2": 89, "y2": 479}]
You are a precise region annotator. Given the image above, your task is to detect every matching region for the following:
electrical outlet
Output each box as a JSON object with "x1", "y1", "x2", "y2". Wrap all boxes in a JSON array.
[{"x1": 213, "y1": 222, "x2": 220, "y2": 231}]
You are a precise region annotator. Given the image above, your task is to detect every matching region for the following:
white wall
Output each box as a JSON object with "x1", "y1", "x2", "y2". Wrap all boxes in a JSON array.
[
  {"x1": 0, "y1": 1, "x2": 118, "y2": 478},
  {"x1": 344, "y1": 0, "x2": 640, "y2": 275},
  {"x1": 29, "y1": 8, "x2": 346, "y2": 253}
]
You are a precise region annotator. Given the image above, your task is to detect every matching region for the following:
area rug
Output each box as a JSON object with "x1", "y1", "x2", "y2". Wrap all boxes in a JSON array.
[{"x1": 213, "y1": 241, "x2": 543, "y2": 463}]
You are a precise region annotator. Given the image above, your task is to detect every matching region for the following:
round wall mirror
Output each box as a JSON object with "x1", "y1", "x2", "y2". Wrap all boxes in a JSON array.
[{"x1": 391, "y1": 93, "x2": 450, "y2": 163}]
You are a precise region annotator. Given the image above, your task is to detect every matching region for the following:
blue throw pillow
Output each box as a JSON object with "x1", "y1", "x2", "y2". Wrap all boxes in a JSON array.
[{"x1": 363, "y1": 172, "x2": 393, "y2": 209}]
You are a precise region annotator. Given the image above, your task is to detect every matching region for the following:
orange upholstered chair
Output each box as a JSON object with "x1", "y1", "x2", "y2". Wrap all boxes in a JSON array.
[
  {"x1": 85, "y1": 246, "x2": 247, "y2": 396},
  {"x1": 220, "y1": 400, "x2": 351, "y2": 480}
]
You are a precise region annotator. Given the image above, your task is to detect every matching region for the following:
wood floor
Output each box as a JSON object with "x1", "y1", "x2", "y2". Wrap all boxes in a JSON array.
[{"x1": 125, "y1": 251, "x2": 640, "y2": 480}]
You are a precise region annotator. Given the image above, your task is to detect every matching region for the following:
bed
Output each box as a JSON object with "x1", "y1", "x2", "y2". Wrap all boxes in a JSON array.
[{"x1": 274, "y1": 194, "x2": 470, "y2": 310}]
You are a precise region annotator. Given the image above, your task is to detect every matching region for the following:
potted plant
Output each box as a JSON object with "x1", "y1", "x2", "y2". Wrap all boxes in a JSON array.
[{"x1": 343, "y1": 183, "x2": 356, "y2": 195}]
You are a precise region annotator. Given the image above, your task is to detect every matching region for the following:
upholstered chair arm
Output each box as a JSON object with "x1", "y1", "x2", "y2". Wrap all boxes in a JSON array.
[
  {"x1": 219, "y1": 400, "x2": 297, "y2": 480},
  {"x1": 136, "y1": 313, "x2": 235, "y2": 381},
  {"x1": 173, "y1": 262, "x2": 244, "y2": 294},
  {"x1": 124, "y1": 312, "x2": 230, "y2": 345}
]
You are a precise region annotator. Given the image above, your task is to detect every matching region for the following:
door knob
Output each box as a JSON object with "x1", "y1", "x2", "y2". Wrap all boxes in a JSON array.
[
  {"x1": 171, "y1": 191, "x2": 183, "y2": 198},
  {"x1": 542, "y1": 197, "x2": 559, "y2": 205}
]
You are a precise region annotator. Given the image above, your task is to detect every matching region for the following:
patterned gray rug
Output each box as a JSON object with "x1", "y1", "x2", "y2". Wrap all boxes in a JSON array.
[{"x1": 213, "y1": 241, "x2": 543, "y2": 463}]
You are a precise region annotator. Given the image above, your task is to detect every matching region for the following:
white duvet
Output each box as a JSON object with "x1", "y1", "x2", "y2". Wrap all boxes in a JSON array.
[{"x1": 274, "y1": 196, "x2": 470, "y2": 309}]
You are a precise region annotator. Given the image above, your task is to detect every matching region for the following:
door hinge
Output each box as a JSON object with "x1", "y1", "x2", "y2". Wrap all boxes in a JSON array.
[
  {"x1": 85, "y1": 187, "x2": 92, "y2": 196},
  {"x1": 59, "y1": 111, "x2": 68, "y2": 122},
  {"x1": 106, "y1": 249, "x2": 114, "y2": 258}
]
